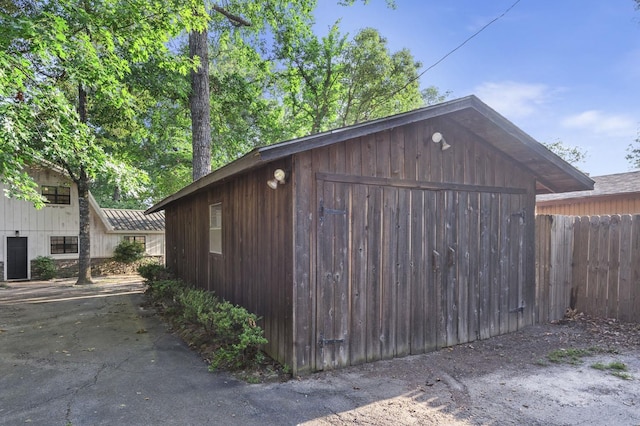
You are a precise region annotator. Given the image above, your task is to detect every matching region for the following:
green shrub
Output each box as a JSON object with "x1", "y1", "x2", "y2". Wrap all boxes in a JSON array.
[
  {"x1": 177, "y1": 288, "x2": 219, "y2": 327},
  {"x1": 138, "y1": 263, "x2": 172, "y2": 282},
  {"x1": 32, "y1": 256, "x2": 57, "y2": 280},
  {"x1": 145, "y1": 279, "x2": 186, "y2": 313},
  {"x1": 113, "y1": 239, "x2": 145, "y2": 263},
  {"x1": 208, "y1": 301, "x2": 268, "y2": 371},
  {"x1": 143, "y1": 274, "x2": 268, "y2": 372}
]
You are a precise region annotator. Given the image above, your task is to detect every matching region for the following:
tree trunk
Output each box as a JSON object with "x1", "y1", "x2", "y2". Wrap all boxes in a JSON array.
[
  {"x1": 76, "y1": 83, "x2": 92, "y2": 284},
  {"x1": 189, "y1": 28, "x2": 212, "y2": 181},
  {"x1": 76, "y1": 168, "x2": 93, "y2": 284}
]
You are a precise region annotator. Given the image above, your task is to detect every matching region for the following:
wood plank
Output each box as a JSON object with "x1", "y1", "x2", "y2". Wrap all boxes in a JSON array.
[
  {"x1": 498, "y1": 193, "x2": 511, "y2": 335},
  {"x1": 424, "y1": 190, "x2": 440, "y2": 351},
  {"x1": 316, "y1": 173, "x2": 528, "y2": 195},
  {"x1": 403, "y1": 122, "x2": 417, "y2": 181},
  {"x1": 607, "y1": 215, "x2": 621, "y2": 319},
  {"x1": 409, "y1": 190, "x2": 426, "y2": 354},
  {"x1": 479, "y1": 193, "x2": 492, "y2": 337},
  {"x1": 617, "y1": 215, "x2": 633, "y2": 322},
  {"x1": 431, "y1": 192, "x2": 450, "y2": 349},
  {"x1": 365, "y1": 185, "x2": 382, "y2": 362},
  {"x1": 443, "y1": 190, "x2": 458, "y2": 347},
  {"x1": 630, "y1": 215, "x2": 640, "y2": 322},
  {"x1": 389, "y1": 127, "x2": 405, "y2": 179},
  {"x1": 376, "y1": 130, "x2": 390, "y2": 178},
  {"x1": 595, "y1": 216, "x2": 610, "y2": 318},
  {"x1": 510, "y1": 194, "x2": 525, "y2": 332},
  {"x1": 467, "y1": 192, "x2": 480, "y2": 341},
  {"x1": 334, "y1": 182, "x2": 350, "y2": 368},
  {"x1": 349, "y1": 181, "x2": 368, "y2": 365},
  {"x1": 292, "y1": 151, "x2": 314, "y2": 375},
  {"x1": 489, "y1": 193, "x2": 500, "y2": 337},
  {"x1": 380, "y1": 187, "x2": 398, "y2": 358},
  {"x1": 317, "y1": 180, "x2": 336, "y2": 370},
  {"x1": 572, "y1": 216, "x2": 590, "y2": 315},
  {"x1": 457, "y1": 191, "x2": 470, "y2": 343},
  {"x1": 395, "y1": 188, "x2": 411, "y2": 356},
  {"x1": 585, "y1": 216, "x2": 600, "y2": 316},
  {"x1": 536, "y1": 215, "x2": 553, "y2": 323}
]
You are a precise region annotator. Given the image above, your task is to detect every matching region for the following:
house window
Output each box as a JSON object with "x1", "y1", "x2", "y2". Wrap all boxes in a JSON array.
[
  {"x1": 123, "y1": 236, "x2": 146, "y2": 251},
  {"x1": 42, "y1": 185, "x2": 71, "y2": 205},
  {"x1": 50, "y1": 236, "x2": 78, "y2": 254},
  {"x1": 209, "y1": 203, "x2": 222, "y2": 254}
]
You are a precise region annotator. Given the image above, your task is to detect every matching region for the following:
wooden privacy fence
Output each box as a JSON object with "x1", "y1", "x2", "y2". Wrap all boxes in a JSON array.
[{"x1": 536, "y1": 214, "x2": 640, "y2": 323}]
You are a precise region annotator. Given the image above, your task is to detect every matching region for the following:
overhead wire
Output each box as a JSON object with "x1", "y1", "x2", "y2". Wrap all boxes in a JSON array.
[{"x1": 375, "y1": 0, "x2": 524, "y2": 108}]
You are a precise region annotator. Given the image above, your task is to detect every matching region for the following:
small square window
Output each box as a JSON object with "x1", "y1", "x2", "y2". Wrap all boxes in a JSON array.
[{"x1": 209, "y1": 203, "x2": 222, "y2": 254}]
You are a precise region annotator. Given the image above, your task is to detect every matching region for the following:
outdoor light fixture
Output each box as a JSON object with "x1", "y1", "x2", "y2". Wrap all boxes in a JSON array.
[
  {"x1": 267, "y1": 168, "x2": 288, "y2": 189},
  {"x1": 14, "y1": 230, "x2": 19, "y2": 236},
  {"x1": 431, "y1": 132, "x2": 451, "y2": 151}
]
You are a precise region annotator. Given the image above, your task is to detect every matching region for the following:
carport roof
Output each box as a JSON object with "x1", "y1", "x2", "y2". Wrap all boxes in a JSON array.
[{"x1": 147, "y1": 95, "x2": 594, "y2": 214}]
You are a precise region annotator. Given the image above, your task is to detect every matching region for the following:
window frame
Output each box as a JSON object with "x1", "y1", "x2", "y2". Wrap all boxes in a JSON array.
[
  {"x1": 50, "y1": 236, "x2": 78, "y2": 254},
  {"x1": 42, "y1": 185, "x2": 71, "y2": 205},
  {"x1": 209, "y1": 203, "x2": 222, "y2": 254},
  {"x1": 123, "y1": 235, "x2": 146, "y2": 252}
]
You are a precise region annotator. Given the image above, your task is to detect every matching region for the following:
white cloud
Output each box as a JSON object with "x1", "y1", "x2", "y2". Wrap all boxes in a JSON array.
[
  {"x1": 561, "y1": 110, "x2": 637, "y2": 137},
  {"x1": 474, "y1": 81, "x2": 553, "y2": 119}
]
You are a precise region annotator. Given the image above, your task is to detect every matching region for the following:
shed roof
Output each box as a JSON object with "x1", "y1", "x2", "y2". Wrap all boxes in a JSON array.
[
  {"x1": 147, "y1": 95, "x2": 594, "y2": 214},
  {"x1": 537, "y1": 170, "x2": 640, "y2": 203},
  {"x1": 103, "y1": 208, "x2": 165, "y2": 232}
]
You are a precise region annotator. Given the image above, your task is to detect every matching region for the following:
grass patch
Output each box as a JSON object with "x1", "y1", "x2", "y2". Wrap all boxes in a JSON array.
[
  {"x1": 591, "y1": 361, "x2": 633, "y2": 380},
  {"x1": 611, "y1": 371, "x2": 633, "y2": 380},
  {"x1": 546, "y1": 347, "x2": 601, "y2": 365}
]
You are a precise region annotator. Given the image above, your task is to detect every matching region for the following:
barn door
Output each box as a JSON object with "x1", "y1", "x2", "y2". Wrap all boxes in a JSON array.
[
  {"x1": 316, "y1": 179, "x2": 350, "y2": 370},
  {"x1": 7, "y1": 237, "x2": 28, "y2": 280},
  {"x1": 435, "y1": 190, "x2": 527, "y2": 347}
]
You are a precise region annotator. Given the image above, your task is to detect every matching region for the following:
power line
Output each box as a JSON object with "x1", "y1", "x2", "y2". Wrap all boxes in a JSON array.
[{"x1": 380, "y1": 0, "x2": 523, "y2": 106}]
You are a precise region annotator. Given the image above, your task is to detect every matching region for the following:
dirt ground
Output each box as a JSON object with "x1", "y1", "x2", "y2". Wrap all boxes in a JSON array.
[
  {"x1": 290, "y1": 314, "x2": 640, "y2": 425},
  {"x1": 2, "y1": 277, "x2": 639, "y2": 425}
]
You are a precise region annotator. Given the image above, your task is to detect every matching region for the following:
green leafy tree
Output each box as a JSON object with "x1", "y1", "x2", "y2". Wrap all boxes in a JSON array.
[
  {"x1": 543, "y1": 140, "x2": 588, "y2": 168},
  {"x1": 625, "y1": 134, "x2": 640, "y2": 169},
  {"x1": 0, "y1": 0, "x2": 205, "y2": 283},
  {"x1": 187, "y1": 1, "x2": 314, "y2": 180},
  {"x1": 276, "y1": 26, "x2": 439, "y2": 135}
]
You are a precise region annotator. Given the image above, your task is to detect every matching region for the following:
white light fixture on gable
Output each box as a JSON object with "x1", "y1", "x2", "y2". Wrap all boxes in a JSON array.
[
  {"x1": 267, "y1": 168, "x2": 288, "y2": 189},
  {"x1": 432, "y1": 132, "x2": 451, "y2": 151}
]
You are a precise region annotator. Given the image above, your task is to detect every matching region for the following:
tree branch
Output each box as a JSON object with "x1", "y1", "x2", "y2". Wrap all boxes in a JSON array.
[{"x1": 212, "y1": 4, "x2": 251, "y2": 27}]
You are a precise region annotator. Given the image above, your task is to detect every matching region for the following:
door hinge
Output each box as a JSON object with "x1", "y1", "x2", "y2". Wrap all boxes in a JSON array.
[
  {"x1": 511, "y1": 210, "x2": 526, "y2": 222},
  {"x1": 319, "y1": 333, "x2": 345, "y2": 347},
  {"x1": 319, "y1": 200, "x2": 347, "y2": 222}
]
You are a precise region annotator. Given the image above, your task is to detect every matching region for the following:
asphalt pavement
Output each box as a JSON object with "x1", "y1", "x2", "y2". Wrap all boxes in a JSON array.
[{"x1": 0, "y1": 277, "x2": 349, "y2": 426}]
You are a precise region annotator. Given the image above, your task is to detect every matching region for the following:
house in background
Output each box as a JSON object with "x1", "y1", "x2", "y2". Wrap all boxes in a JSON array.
[
  {"x1": 148, "y1": 95, "x2": 593, "y2": 375},
  {"x1": 536, "y1": 170, "x2": 640, "y2": 215},
  {"x1": 1, "y1": 165, "x2": 164, "y2": 281}
]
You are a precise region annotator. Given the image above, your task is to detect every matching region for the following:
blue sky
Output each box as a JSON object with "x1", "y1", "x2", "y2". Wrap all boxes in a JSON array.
[{"x1": 313, "y1": 0, "x2": 640, "y2": 177}]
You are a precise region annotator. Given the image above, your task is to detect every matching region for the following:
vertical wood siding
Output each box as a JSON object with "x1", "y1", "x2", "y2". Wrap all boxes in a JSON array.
[
  {"x1": 293, "y1": 118, "x2": 537, "y2": 374},
  {"x1": 536, "y1": 195, "x2": 640, "y2": 216},
  {"x1": 165, "y1": 159, "x2": 294, "y2": 366}
]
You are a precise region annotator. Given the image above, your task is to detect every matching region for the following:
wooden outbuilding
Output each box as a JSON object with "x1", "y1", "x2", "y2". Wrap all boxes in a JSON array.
[
  {"x1": 147, "y1": 96, "x2": 593, "y2": 375},
  {"x1": 536, "y1": 170, "x2": 640, "y2": 215}
]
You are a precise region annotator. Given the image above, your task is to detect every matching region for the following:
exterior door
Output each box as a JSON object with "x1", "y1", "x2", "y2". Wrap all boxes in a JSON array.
[
  {"x1": 316, "y1": 180, "x2": 350, "y2": 370},
  {"x1": 315, "y1": 179, "x2": 529, "y2": 370},
  {"x1": 7, "y1": 237, "x2": 28, "y2": 280}
]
